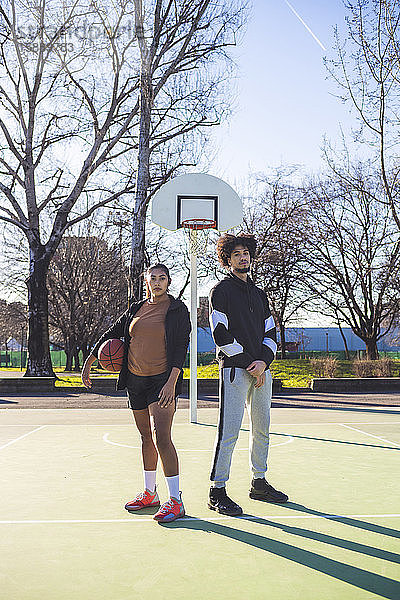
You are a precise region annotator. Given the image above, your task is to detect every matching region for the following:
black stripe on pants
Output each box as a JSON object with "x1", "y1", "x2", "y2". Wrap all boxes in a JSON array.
[{"x1": 210, "y1": 366, "x2": 225, "y2": 481}]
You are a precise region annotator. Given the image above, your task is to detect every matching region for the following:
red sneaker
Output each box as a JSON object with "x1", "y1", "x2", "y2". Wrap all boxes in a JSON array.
[
  {"x1": 125, "y1": 489, "x2": 160, "y2": 512},
  {"x1": 153, "y1": 492, "x2": 185, "y2": 522}
]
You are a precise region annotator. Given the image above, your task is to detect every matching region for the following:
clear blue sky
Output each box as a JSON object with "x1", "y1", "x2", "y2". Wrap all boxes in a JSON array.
[
  {"x1": 208, "y1": 0, "x2": 357, "y2": 186},
  {"x1": 199, "y1": 0, "x2": 358, "y2": 325}
]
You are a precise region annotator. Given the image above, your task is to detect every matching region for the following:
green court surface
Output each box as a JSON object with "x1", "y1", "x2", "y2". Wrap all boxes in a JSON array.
[{"x1": 1, "y1": 406, "x2": 399, "y2": 600}]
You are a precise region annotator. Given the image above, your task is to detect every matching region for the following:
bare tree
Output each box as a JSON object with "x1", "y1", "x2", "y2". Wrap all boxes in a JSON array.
[
  {"x1": 0, "y1": 0, "x2": 245, "y2": 375},
  {"x1": 47, "y1": 230, "x2": 127, "y2": 371},
  {"x1": 0, "y1": 298, "x2": 26, "y2": 350},
  {"x1": 242, "y1": 172, "x2": 313, "y2": 358},
  {"x1": 106, "y1": 206, "x2": 219, "y2": 300},
  {"x1": 0, "y1": 1, "x2": 141, "y2": 375},
  {"x1": 303, "y1": 166, "x2": 400, "y2": 359},
  {"x1": 129, "y1": 0, "x2": 247, "y2": 301},
  {"x1": 326, "y1": 0, "x2": 400, "y2": 230}
]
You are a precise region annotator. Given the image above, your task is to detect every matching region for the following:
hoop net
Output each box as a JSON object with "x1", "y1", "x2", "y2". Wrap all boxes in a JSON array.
[{"x1": 181, "y1": 218, "x2": 216, "y2": 255}]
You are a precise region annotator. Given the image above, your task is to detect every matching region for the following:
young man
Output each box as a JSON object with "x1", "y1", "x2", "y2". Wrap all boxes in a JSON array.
[{"x1": 208, "y1": 233, "x2": 288, "y2": 516}]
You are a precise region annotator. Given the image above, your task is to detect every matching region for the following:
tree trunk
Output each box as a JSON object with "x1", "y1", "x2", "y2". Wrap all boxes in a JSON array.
[
  {"x1": 365, "y1": 338, "x2": 379, "y2": 360},
  {"x1": 337, "y1": 321, "x2": 350, "y2": 360},
  {"x1": 25, "y1": 252, "x2": 56, "y2": 377},
  {"x1": 65, "y1": 351, "x2": 73, "y2": 371},
  {"x1": 64, "y1": 338, "x2": 72, "y2": 371},
  {"x1": 80, "y1": 344, "x2": 92, "y2": 363},
  {"x1": 279, "y1": 321, "x2": 286, "y2": 359},
  {"x1": 73, "y1": 347, "x2": 80, "y2": 371},
  {"x1": 129, "y1": 67, "x2": 152, "y2": 304},
  {"x1": 129, "y1": 208, "x2": 147, "y2": 303}
]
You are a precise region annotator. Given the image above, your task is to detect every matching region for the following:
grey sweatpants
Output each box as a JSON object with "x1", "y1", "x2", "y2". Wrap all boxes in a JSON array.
[{"x1": 210, "y1": 367, "x2": 272, "y2": 486}]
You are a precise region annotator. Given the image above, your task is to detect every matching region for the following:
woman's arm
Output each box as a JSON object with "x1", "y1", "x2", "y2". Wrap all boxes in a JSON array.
[
  {"x1": 90, "y1": 309, "x2": 129, "y2": 357},
  {"x1": 81, "y1": 353, "x2": 97, "y2": 389},
  {"x1": 158, "y1": 367, "x2": 181, "y2": 408}
]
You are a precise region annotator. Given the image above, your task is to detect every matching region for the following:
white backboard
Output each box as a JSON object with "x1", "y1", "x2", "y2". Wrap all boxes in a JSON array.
[{"x1": 151, "y1": 173, "x2": 243, "y2": 231}]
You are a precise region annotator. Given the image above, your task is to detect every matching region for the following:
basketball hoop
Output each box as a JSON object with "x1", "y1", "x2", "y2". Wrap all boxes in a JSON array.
[
  {"x1": 181, "y1": 218, "x2": 216, "y2": 255},
  {"x1": 181, "y1": 218, "x2": 216, "y2": 230},
  {"x1": 151, "y1": 173, "x2": 243, "y2": 423}
]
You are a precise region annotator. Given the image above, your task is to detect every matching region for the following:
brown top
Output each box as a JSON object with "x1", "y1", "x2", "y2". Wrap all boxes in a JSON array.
[{"x1": 127, "y1": 297, "x2": 170, "y2": 376}]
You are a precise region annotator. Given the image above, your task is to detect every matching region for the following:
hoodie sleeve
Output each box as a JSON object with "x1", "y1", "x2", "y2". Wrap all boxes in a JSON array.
[
  {"x1": 91, "y1": 309, "x2": 129, "y2": 357},
  {"x1": 169, "y1": 303, "x2": 191, "y2": 369},
  {"x1": 209, "y1": 284, "x2": 255, "y2": 369},
  {"x1": 259, "y1": 294, "x2": 277, "y2": 368}
]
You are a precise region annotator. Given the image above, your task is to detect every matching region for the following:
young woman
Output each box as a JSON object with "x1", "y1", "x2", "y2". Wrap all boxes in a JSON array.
[{"x1": 81, "y1": 264, "x2": 191, "y2": 522}]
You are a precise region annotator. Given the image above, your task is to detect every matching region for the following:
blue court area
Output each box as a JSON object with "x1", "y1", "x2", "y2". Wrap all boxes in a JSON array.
[{"x1": 1, "y1": 406, "x2": 399, "y2": 599}]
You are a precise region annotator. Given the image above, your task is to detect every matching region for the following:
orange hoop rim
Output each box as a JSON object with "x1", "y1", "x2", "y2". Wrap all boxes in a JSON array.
[{"x1": 181, "y1": 218, "x2": 216, "y2": 230}]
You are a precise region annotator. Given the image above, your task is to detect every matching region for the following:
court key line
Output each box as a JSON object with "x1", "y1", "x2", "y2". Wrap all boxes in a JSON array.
[
  {"x1": 340, "y1": 424, "x2": 400, "y2": 448},
  {"x1": 0, "y1": 426, "x2": 47, "y2": 451},
  {"x1": 0, "y1": 513, "x2": 399, "y2": 524},
  {"x1": 102, "y1": 433, "x2": 295, "y2": 451}
]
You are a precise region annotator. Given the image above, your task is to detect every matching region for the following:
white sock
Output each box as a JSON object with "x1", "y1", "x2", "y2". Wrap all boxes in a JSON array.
[
  {"x1": 166, "y1": 475, "x2": 180, "y2": 500},
  {"x1": 144, "y1": 470, "x2": 156, "y2": 493}
]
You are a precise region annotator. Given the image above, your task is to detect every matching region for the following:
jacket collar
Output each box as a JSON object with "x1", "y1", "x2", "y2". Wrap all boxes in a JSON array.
[
  {"x1": 166, "y1": 294, "x2": 184, "y2": 311},
  {"x1": 224, "y1": 271, "x2": 255, "y2": 288},
  {"x1": 129, "y1": 294, "x2": 182, "y2": 312}
]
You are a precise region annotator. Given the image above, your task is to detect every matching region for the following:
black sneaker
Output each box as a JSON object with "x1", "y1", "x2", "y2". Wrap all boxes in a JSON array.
[
  {"x1": 208, "y1": 487, "x2": 243, "y2": 516},
  {"x1": 249, "y1": 478, "x2": 288, "y2": 503}
]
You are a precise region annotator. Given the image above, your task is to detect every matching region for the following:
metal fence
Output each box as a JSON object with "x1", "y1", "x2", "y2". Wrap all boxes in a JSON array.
[
  {"x1": 0, "y1": 351, "x2": 71, "y2": 369},
  {"x1": 1, "y1": 349, "x2": 400, "y2": 370}
]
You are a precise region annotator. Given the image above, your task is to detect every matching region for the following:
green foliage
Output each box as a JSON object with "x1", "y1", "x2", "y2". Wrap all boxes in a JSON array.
[
  {"x1": 2, "y1": 358, "x2": 400, "y2": 389},
  {"x1": 185, "y1": 360, "x2": 359, "y2": 387},
  {"x1": 183, "y1": 363, "x2": 219, "y2": 379}
]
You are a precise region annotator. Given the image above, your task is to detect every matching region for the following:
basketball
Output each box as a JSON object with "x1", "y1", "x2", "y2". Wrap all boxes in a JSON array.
[{"x1": 98, "y1": 338, "x2": 124, "y2": 372}]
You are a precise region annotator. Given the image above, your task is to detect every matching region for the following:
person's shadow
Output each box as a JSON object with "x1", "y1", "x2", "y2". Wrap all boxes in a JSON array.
[
  {"x1": 160, "y1": 503, "x2": 400, "y2": 599},
  {"x1": 280, "y1": 501, "x2": 400, "y2": 539}
]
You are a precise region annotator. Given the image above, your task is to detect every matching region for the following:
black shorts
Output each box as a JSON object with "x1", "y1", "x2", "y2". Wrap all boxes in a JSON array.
[{"x1": 126, "y1": 371, "x2": 176, "y2": 411}]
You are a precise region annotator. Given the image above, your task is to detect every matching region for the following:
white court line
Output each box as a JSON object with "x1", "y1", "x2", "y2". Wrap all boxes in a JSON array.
[
  {"x1": 340, "y1": 424, "x2": 400, "y2": 448},
  {"x1": 102, "y1": 433, "x2": 295, "y2": 451},
  {"x1": 2, "y1": 421, "x2": 400, "y2": 427},
  {"x1": 0, "y1": 513, "x2": 399, "y2": 525},
  {"x1": 0, "y1": 426, "x2": 47, "y2": 451}
]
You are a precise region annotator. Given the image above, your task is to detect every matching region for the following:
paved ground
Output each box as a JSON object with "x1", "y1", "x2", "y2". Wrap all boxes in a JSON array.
[
  {"x1": 0, "y1": 370, "x2": 86, "y2": 377},
  {"x1": 1, "y1": 389, "x2": 399, "y2": 409},
  {"x1": 1, "y1": 406, "x2": 399, "y2": 600}
]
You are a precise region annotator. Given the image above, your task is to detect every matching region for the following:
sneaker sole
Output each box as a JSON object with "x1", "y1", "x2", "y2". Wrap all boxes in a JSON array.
[
  {"x1": 125, "y1": 502, "x2": 160, "y2": 512},
  {"x1": 249, "y1": 491, "x2": 288, "y2": 503},
  {"x1": 154, "y1": 509, "x2": 185, "y2": 523},
  {"x1": 208, "y1": 502, "x2": 243, "y2": 516}
]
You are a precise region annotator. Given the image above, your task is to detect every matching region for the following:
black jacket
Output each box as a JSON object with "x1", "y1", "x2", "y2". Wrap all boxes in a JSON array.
[
  {"x1": 209, "y1": 273, "x2": 277, "y2": 369},
  {"x1": 92, "y1": 295, "x2": 191, "y2": 393}
]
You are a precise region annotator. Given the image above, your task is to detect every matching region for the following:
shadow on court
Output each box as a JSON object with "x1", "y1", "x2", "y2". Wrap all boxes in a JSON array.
[
  {"x1": 272, "y1": 404, "x2": 400, "y2": 415},
  {"x1": 126, "y1": 506, "x2": 160, "y2": 516},
  {"x1": 272, "y1": 432, "x2": 400, "y2": 451},
  {"x1": 161, "y1": 514, "x2": 400, "y2": 599},
  {"x1": 195, "y1": 421, "x2": 400, "y2": 451},
  {"x1": 275, "y1": 396, "x2": 400, "y2": 408},
  {"x1": 280, "y1": 502, "x2": 400, "y2": 539}
]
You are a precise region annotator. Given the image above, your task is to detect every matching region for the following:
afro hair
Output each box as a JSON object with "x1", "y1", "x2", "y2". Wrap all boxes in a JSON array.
[{"x1": 216, "y1": 233, "x2": 257, "y2": 267}]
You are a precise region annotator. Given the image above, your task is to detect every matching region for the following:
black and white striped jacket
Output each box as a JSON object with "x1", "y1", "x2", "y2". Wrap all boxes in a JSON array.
[{"x1": 209, "y1": 273, "x2": 277, "y2": 369}]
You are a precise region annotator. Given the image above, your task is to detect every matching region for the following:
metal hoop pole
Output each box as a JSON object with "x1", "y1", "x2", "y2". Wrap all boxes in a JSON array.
[{"x1": 189, "y1": 229, "x2": 197, "y2": 423}]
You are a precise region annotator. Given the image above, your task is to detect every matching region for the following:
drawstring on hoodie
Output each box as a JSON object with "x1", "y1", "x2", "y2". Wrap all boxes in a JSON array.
[
  {"x1": 228, "y1": 272, "x2": 254, "y2": 312},
  {"x1": 247, "y1": 282, "x2": 254, "y2": 312}
]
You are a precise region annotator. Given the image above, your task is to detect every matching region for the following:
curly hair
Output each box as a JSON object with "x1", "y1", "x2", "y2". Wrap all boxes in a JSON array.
[{"x1": 216, "y1": 233, "x2": 257, "y2": 267}]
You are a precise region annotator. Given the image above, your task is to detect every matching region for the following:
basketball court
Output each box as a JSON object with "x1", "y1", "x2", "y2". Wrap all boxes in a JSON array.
[
  {"x1": 1, "y1": 404, "x2": 399, "y2": 599},
  {"x1": 2, "y1": 174, "x2": 399, "y2": 599}
]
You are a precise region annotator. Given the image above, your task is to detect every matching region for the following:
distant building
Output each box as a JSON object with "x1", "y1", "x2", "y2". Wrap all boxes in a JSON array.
[
  {"x1": 284, "y1": 328, "x2": 400, "y2": 352},
  {"x1": 194, "y1": 297, "x2": 400, "y2": 353},
  {"x1": 5, "y1": 337, "x2": 23, "y2": 351},
  {"x1": 195, "y1": 324, "x2": 400, "y2": 354}
]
